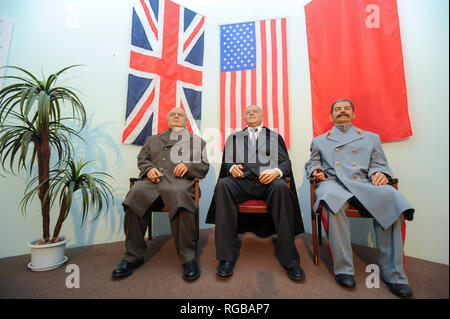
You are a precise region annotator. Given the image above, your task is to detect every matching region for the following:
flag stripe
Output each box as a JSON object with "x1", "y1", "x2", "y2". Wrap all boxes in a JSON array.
[
  {"x1": 255, "y1": 22, "x2": 262, "y2": 108},
  {"x1": 183, "y1": 17, "x2": 205, "y2": 52},
  {"x1": 271, "y1": 19, "x2": 279, "y2": 132},
  {"x1": 281, "y1": 18, "x2": 290, "y2": 145},
  {"x1": 236, "y1": 71, "x2": 242, "y2": 129},
  {"x1": 220, "y1": 72, "x2": 226, "y2": 147},
  {"x1": 276, "y1": 19, "x2": 284, "y2": 137},
  {"x1": 140, "y1": 0, "x2": 158, "y2": 40},
  {"x1": 122, "y1": 86, "x2": 156, "y2": 142},
  {"x1": 224, "y1": 72, "x2": 231, "y2": 138},
  {"x1": 265, "y1": 20, "x2": 273, "y2": 128},
  {"x1": 259, "y1": 20, "x2": 268, "y2": 127},
  {"x1": 246, "y1": 70, "x2": 251, "y2": 113},
  {"x1": 158, "y1": 0, "x2": 180, "y2": 133},
  {"x1": 241, "y1": 70, "x2": 247, "y2": 129},
  {"x1": 251, "y1": 69, "x2": 256, "y2": 105},
  {"x1": 230, "y1": 71, "x2": 237, "y2": 130}
]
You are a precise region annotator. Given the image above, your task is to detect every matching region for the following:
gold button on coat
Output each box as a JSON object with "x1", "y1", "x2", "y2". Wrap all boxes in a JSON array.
[
  {"x1": 353, "y1": 162, "x2": 356, "y2": 166},
  {"x1": 335, "y1": 147, "x2": 340, "y2": 151},
  {"x1": 353, "y1": 175, "x2": 358, "y2": 179},
  {"x1": 336, "y1": 161, "x2": 340, "y2": 165},
  {"x1": 352, "y1": 149, "x2": 357, "y2": 153}
]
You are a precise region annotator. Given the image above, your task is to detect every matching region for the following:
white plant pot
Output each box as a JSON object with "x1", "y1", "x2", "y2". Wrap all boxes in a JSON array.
[{"x1": 27, "y1": 237, "x2": 70, "y2": 271}]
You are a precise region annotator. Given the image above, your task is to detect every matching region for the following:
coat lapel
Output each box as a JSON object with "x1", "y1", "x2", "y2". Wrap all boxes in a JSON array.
[
  {"x1": 159, "y1": 128, "x2": 191, "y2": 147},
  {"x1": 257, "y1": 127, "x2": 271, "y2": 154},
  {"x1": 326, "y1": 126, "x2": 363, "y2": 146}
]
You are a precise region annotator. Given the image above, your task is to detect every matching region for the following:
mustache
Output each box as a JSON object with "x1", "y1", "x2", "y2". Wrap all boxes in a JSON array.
[{"x1": 337, "y1": 113, "x2": 350, "y2": 118}]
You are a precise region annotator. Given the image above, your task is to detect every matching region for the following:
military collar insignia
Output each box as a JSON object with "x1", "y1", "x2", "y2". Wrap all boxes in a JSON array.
[{"x1": 326, "y1": 126, "x2": 363, "y2": 146}]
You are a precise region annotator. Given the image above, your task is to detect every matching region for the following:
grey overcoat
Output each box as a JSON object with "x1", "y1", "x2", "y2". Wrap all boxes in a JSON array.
[
  {"x1": 123, "y1": 128, "x2": 209, "y2": 219},
  {"x1": 305, "y1": 126, "x2": 414, "y2": 230}
]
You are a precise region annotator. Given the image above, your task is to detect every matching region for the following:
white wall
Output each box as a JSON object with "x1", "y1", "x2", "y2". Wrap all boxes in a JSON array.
[{"x1": 0, "y1": 0, "x2": 448, "y2": 265}]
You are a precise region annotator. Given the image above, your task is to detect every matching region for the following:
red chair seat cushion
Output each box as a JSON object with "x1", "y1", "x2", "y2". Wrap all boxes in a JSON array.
[
  {"x1": 240, "y1": 200, "x2": 267, "y2": 206},
  {"x1": 239, "y1": 200, "x2": 268, "y2": 213}
]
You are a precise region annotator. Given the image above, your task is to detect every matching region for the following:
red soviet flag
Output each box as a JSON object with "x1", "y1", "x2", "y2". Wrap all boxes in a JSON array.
[{"x1": 305, "y1": 0, "x2": 412, "y2": 142}]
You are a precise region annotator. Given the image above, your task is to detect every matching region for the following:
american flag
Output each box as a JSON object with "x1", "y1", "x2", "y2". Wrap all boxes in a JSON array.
[
  {"x1": 122, "y1": 0, "x2": 205, "y2": 145},
  {"x1": 220, "y1": 18, "x2": 291, "y2": 147}
]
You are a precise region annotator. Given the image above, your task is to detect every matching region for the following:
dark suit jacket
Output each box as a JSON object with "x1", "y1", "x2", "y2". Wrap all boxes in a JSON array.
[
  {"x1": 206, "y1": 127, "x2": 304, "y2": 237},
  {"x1": 123, "y1": 128, "x2": 209, "y2": 219}
]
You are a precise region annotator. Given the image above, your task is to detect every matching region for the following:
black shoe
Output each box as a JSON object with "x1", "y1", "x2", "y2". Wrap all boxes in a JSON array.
[
  {"x1": 287, "y1": 265, "x2": 306, "y2": 281},
  {"x1": 216, "y1": 260, "x2": 234, "y2": 277},
  {"x1": 112, "y1": 259, "x2": 143, "y2": 278},
  {"x1": 183, "y1": 260, "x2": 201, "y2": 281},
  {"x1": 385, "y1": 282, "x2": 413, "y2": 297},
  {"x1": 335, "y1": 274, "x2": 356, "y2": 288}
]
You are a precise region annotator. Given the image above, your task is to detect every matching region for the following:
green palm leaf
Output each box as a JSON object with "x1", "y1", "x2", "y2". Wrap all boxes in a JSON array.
[{"x1": 0, "y1": 65, "x2": 90, "y2": 241}]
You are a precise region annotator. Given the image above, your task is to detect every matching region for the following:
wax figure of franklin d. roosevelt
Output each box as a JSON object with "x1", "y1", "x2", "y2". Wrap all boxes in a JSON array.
[
  {"x1": 206, "y1": 105, "x2": 305, "y2": 281},
  {"x1": 305, "y1": 99, "x2": 414, "y2": 297},
  {"x1": 112, "y1": 107, "x2": 209, "y2": 281}
]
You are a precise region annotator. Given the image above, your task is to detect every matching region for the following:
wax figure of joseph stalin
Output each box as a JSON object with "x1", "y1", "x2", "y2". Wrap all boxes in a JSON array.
[
  {"x1": 207, "y1": 105, "x2": 305, "y2": 281},
  {"x1": 305, "y1": 99, "x2": 414, "y2": 297},
  {"x1": 113, "y1": 107, "x2": 209, "y2": 281}
]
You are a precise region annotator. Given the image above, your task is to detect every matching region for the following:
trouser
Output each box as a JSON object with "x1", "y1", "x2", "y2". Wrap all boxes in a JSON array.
[
  {"x1": 322, "y1": 201, "x2": 408, "y2": 284},
  {"x1": 122, "y1": 198, "x2": 197, "y2": 265},
  {"x1": 213, "y1": 175, "x2": 300, "y2": 269}
]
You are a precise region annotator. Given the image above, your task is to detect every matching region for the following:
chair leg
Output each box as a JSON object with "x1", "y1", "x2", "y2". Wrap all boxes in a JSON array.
[
  {"x1": 311, "y1": 212, "x2": 319, "y2": 266},
  {"x1": 318, "y1": 213, "x2": 323, "y2": 246},
  {"x1": 148, "y1": 211, "x2": 153, "y2": 241},
  {"x1": 195, "y1": 209, "x2": 199, "y2": 259}
]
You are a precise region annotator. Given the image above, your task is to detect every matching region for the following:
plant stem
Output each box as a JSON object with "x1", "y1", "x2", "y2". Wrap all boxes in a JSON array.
[
  {"x1": 36, "y1": 133, "x2": 51, "y2": 242},
  {"x1": 52, "y1": 192, "x2": 67, "y2": 243}
]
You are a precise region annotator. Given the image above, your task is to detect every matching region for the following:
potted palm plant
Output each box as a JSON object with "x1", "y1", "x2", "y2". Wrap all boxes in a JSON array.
[
  {"x1": 23, "y1": 159, "x2": 114, "y2": 271},
  {"x1": 0, "y1": 65, "x2": 114, "y2": 271}
]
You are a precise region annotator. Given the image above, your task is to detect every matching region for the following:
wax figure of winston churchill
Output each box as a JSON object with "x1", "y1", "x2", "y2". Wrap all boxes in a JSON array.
[
  {"x1": 207, "y1": 105, "x2": 305, "y2": 281},
  {"x1": 305, "y1": 99, "x2": 414, "y2": 297},
  {"x1": 112, "y1": 107, "x2": 209, "y2": 281}
]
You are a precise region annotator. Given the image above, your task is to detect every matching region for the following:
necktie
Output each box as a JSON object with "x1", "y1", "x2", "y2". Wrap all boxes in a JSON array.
[{"x1": 250, "y1": 128, "x2": 257, "y2": 145}]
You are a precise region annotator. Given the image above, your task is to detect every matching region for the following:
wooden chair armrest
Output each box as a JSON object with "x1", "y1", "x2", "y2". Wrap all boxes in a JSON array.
[
  {"x1": 129, "y1": 177, "x2": 139, "y2": 188},
  {"x1": 309, "y1": 177, "x2": 398, "y2": 184},
  {"x1": 284, "y1": 177, "x2": 291, "y2": 189},
  {"x1": 217, "y1": 176, "x2": 291, "y2": 188},
  {"x1": 130, "y1": 177, "x2": 201, "y2": 187},
  {"x1": 388, "y1": 178, "x2": 398, "y2": 184},
  {"x1": 194, "y1": 178, "x2": 200, "y2": 203}
]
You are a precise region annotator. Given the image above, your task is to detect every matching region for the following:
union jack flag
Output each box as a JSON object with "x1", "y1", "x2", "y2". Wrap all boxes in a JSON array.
[{"x1": 123, "y1": 0, "x2": 205, "y2": 145}]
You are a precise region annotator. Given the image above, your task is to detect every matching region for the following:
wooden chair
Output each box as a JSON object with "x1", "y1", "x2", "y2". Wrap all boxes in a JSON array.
[
  {"x1": 129, "y1": 177, "x2": 200, "y2": 258},
  {"x1": 238, "y1": 177, "x2": 291, "y2": 213},
  {"x1": 309, "y1": 178, "x2": 399, "y2": 266}
]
